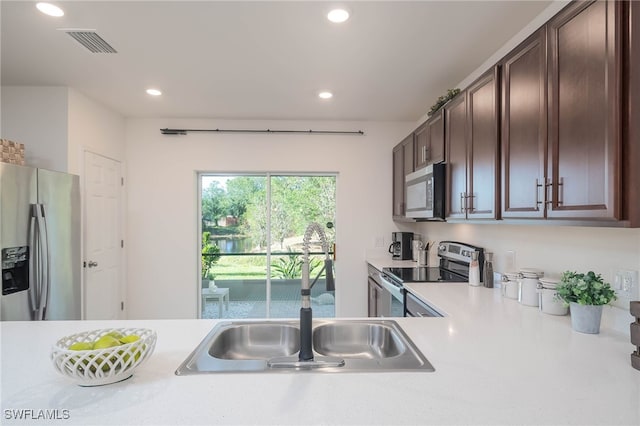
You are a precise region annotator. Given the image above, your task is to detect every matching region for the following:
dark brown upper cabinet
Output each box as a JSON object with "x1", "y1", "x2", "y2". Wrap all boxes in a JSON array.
[
  {"x1": 394, "y1": 0, "x2": 637, "y2": 227},
  {"x1": 414, "y1": 109, "x2": 445, "y2": 170},
  {"x1": 501, "y1": 29, "x2": 547, "y2": 219},
  {"x1": 445, "y1": 67, "x2": 500, "y2": 220},
  {"x1": 546, "y1": 0, "x2": 622, "y2": 220},
  {"x1": 466, "y1": 67, "x2": 501, "y2": 220},
  {"x1": 392, "y1": 133, "x2": 414, "y2": 221},
  {"x1": 625, "y1": 0, "x2": 640, "y2": 227},
  {"x1": 445, "y1": 93, "x2": 467, "y2": 219}
]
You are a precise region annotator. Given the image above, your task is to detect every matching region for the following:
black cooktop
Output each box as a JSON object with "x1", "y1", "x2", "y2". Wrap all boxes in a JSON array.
[{"x1": 383, "y1": 267, "x2": 467, "y2": 283}]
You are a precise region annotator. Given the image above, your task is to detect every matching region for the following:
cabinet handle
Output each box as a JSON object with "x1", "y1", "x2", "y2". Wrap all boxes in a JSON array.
[
  {"x1": 545, "y1": 178, "x2": 563, "y2": 206},
  {"x1": 467, "y1": 193, "x2": 475, "y2": 213},
  {"x1": 460, "y1": 193, "x2": 466, "y2": 214},
  {"x1": 535, "y1": 179, "x2": 544, "y2": 210},
  {"x1": 545, "y1": 178, "x2": 553, "y2": 206},
  {"x1": 557, "y1": 177, "x2": 563, "y2": 205}
]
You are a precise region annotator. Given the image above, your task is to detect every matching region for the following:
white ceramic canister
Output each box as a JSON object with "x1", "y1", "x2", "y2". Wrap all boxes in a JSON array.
[
  {"x1": 502, "y1": 272, "x2": 520, "y2": 300},
  {"x1": 537, "y1": 276, "x2": 568, "y2": 316},
  {"x1": 519, "y1": 268, "x2": 544, "y2": 307}
]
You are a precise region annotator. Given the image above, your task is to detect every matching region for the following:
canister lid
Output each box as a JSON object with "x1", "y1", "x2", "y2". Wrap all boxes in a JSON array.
[
  {"x1": 519, "y1": 267, "x2": 544, "y2": 278},
  {"x1": 539, "y1": 276, "x2": 561, "y2": 288},
  {"x1": 503, "y1": 272, "x2": 520, "y2": 281}
]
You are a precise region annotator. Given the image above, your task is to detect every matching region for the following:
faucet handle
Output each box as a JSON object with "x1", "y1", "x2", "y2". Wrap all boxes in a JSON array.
[{"x1": 325, "y1": 259, "x2": 335, "y2": 291}]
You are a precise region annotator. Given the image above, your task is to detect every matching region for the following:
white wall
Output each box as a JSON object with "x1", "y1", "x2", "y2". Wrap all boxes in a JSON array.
[
  {"x1": 67, "y1": 88, "x2": 126, "y2": 175},
  {"x1": 414, "y1": 222, "x2": 640, "y2": 333},
  {"x1": 416, "y1": 222, "x2": 640, "y2": 286},
  {"x1": 1, "y1": 86, "x2": 68, "y2": 171},
  {"x1": 125, "y1": 118, "x2": 413, "y2": 319},
  {"x1": 0, "y1": 86, "x2": 126, "y2": 173}
]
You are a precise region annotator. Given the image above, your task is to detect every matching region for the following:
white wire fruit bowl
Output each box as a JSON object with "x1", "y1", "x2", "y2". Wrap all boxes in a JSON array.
[{"x1": 51, "y1": 328, "x2": 157, "y2": 386}]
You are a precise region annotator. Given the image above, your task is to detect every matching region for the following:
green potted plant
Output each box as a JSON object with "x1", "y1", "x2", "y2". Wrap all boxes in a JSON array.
[
  {"x1": 555, "y1": 271, "x2": 617, "y2": 334},
  {"x1": 202, "y1": 232, "x2": 220, "y2": 290}
]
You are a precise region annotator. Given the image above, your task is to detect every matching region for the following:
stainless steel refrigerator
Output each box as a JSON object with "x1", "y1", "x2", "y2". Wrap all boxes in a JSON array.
[{"x1": 1, "y1": 163, "x2": 81, "y2": 320}]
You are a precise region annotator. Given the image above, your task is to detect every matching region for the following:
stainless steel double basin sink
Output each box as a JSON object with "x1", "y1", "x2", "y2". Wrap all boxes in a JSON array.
[{"x1": 176, "y1": 319, "x2": 435, "y2": 374}]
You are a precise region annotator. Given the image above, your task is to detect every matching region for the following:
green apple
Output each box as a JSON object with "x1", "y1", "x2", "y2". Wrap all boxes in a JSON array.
[
  {"x1": 92, "y1": 335, "x2": 123, "y2": 372},
  {"x1": 69, "y1": 342, "x2": 94, "y2": 351},
  {"x1": 93, "y1": 335, "x2": 122, "y2": 349},
  {"x1": 119, "y1": 334, "x2": 140, "y2": 344},
  {"x1": 106, "y1": 331, "x2": 125, "y2": 340}
]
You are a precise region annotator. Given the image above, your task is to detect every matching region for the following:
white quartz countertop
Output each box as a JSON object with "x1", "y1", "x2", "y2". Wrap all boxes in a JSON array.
[
  {"x1": 2, "y1": 284, "x2": 639, "y2": 425},
  {"x1": 367, "y1": 256, "x2": 419, "y2": 271}
]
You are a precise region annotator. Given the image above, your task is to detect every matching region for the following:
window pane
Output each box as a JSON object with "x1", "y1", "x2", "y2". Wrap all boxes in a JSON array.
[
  {"x1": 269, "y1": 175, "x2": 336, "y2": 318},
  {"x1": 202, "y1": 175, "x2": 268, "y2": 319},
  {"x1": 200, "y1": 174, "x2": 336, "y2": 319}
]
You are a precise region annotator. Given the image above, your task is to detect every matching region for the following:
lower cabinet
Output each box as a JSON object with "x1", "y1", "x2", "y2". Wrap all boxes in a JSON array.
[{"x1": 367, "y1": 276, "x2": 383, "y2": 317}]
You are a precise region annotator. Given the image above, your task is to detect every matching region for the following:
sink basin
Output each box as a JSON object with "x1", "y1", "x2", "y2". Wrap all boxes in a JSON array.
[
  {"x1": 176, "y1": 319, "x2": 434, "y2": 374},
  {"x1": 208, "y1": 323, "x2": 299, "y2": 360},
  {"x1": 312, "y1": 322, "x2": 404, "y2": 359}
]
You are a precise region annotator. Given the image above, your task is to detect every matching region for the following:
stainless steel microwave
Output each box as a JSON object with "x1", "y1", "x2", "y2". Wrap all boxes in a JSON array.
[{"x1": 405, "y1": 163, "x2": 446, "y2": 220}]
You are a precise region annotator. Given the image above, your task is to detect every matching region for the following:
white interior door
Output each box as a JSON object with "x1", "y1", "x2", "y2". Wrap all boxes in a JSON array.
[{"x1": 83, "y1": 151, "x2": 122, "y2": 320}]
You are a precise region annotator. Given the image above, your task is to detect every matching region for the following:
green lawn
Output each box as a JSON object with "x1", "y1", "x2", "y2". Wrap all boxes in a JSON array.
[
  {"x1": 210, "y1": 255, "x2": 267, "y2": 280},
  {"x1": 208, "y1": 254, "x2": 326, "y2": 280}
]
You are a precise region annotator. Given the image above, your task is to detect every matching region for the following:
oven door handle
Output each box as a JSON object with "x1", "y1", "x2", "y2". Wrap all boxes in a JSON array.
[{"x1": 379, "y1": 274, "x2": 404, "y2": 301}]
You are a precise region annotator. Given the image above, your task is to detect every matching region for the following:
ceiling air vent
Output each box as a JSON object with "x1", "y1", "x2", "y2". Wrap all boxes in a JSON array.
[{"x1": 62, "y1": 30, "x2": 117, "y2": 53}]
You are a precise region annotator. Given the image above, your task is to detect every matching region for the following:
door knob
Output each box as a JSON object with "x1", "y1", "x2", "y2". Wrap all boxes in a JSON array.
[{"x1": 87, "y1": 261, "x2": 98, "y2": 268}]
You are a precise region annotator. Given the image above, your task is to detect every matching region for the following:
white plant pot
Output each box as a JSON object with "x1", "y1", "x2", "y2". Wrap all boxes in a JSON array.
[
  {"x1": 208, "y1": 280, "x2": 217, "y2": 291},
  {"x1": 569, "y1": 302, "x2": 603, "y2": 334}
]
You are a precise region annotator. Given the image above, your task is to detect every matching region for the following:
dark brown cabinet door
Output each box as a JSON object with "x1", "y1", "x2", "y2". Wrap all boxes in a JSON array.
[
  {"x1": 392, "y1": 142, "x2": 404, "y2": 218},
  {"x1": 428, "y1": 110, "x2": 445, "y2": 165},
  {"x1": 414, "y1": 111, "x2": 445, "y2": 170},
  {"x1": 625, "y1": 0, "x2": 640, "y2": 227},
  {"x1": 403, "y1": 134, "x2": 414, "y2": 177},
  {"x1": 414, "y1": 122, "x2": 429, "y2": 169},
  {"x1": 392, "y1": 133, "x2": 414, "y2": 220},
  {"x1": 501, "y1": 29, "x2": 547, "y2": 219},
  {"x1": 445, "y1": 93, "x2": 467, "y2": 219},
  {"x1": 547, "y1": 0, "x2": 621, "y2": 219},
  {"x1": 467, "y1": 68, "x2": 500, "y2": 219}
]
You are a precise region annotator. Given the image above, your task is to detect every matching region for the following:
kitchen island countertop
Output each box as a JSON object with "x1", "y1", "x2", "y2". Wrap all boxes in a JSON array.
[{"x1": 1, "y1": 282, "x2": 638, "y2": 425}]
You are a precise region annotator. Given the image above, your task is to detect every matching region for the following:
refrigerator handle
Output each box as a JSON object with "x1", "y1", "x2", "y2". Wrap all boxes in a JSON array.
[
  {"x1": 28, "y1": 205, "x2": 39, "y2": 319},
  {"x1": 36, "y1": 204, "x2": 51, "y2": 320}
]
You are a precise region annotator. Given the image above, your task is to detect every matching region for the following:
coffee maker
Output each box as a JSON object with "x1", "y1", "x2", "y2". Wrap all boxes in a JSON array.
[{"x1": 388, "y1": 232, "x2": 413, "y2": 260}]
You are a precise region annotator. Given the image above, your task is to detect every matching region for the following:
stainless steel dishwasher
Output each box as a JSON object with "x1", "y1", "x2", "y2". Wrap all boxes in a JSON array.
[{"x1": 404, "y1": 291, "x2": 442, "y2": 317}]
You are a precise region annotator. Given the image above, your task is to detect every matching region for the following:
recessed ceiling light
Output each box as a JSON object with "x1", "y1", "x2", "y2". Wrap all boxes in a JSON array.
[
  {"x1": 146, "y1": 88, "x2": 162, "y2": 96},
  {"x1": 36, "y1": 2, "x2": 64, "y2": 17},
  {"x1": 327, "y1": 8, "x2": 350, "y2": 23},
  {"x1": 318, "y1": 91, "x2": 333, "y2": 100}
]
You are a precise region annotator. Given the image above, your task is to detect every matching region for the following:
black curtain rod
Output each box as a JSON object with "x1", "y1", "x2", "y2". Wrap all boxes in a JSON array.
[{"x1": 160, "y1": 128, "x2": 364, "y2": 136}]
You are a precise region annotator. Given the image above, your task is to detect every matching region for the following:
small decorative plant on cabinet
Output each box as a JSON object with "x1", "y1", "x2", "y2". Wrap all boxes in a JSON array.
[{"x1": 555, "y1": 271, "x2": 617, "y2": 334}]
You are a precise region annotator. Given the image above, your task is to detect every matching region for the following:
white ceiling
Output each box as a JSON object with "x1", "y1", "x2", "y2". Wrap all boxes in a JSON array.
[{"x1": 1, "y1": 1, "x2": 552, "y2": 121}]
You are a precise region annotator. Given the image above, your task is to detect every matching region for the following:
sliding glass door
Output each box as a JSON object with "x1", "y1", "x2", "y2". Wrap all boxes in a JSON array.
[{"x1": 199, "y1": 173, "x2": 336, "y2": 319}]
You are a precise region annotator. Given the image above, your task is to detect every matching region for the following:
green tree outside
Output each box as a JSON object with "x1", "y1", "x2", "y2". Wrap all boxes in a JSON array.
[{"x1": 201, "y1": 175, "x2": 336, "y2": 279}]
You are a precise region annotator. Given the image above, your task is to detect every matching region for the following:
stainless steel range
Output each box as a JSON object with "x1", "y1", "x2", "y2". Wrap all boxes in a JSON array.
[{"x1": 381, "y1": 241, "x2": 485, "y2": 317}]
